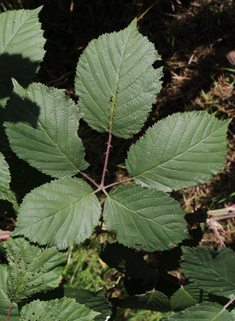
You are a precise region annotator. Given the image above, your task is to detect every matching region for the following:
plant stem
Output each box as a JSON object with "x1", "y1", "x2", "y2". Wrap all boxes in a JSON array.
[
  {"x1": 207, "y1": 218, "x2": 225, "y2": 247},
  {"x1": 80, "y1": 172, "x2": 100, "y2": 189},
  {"x1": 100, "y1": 132, "x2": 112, "y2": 187},
  {"x1": 223, "y1": 296, "x2": 235, "y2": 310},
  {"x1": 7, "y1": 302, "x2": 13, "y2": 321},
  {"x1": 103, "y1": 177, "x2": 134, "y2": 190}
]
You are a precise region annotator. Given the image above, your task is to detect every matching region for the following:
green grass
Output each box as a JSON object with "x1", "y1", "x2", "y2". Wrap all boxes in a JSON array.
[{"x1": 63, "y1": 235, "x2": 115, "y2": 292}]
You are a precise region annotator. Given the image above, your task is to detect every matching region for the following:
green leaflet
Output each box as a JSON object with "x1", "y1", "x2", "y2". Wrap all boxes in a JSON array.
[
  {"x1": 20, "y1": 298, "x2": 99, "y2": 321},
  {"x1": 0, "y1": 152, "x2": 11, "y2": 201},
  {"x1": 0, "y1": 265, "x2": 20, "y2": 321},
  {"x1": 64, "y1": 287, "x2": 111, "y2": 321},
  {"x1": 0, "y1": 6, "x2": 45, "y2": 149},
  {"x1": 5, "y1": 80, "x2": 88, "y2": 178},
  {"x1": 167, "y1": 302, "x2": 233, "y2": 321},
  {"x1": 14, "y1": 177, "x2": 101, "y2": 249},
  {"x1": 181, "y1": 247, "x2": 235, "y2": 298},
  {"x1": 4, "y1": 238, "x2": 67, "y2": 302},
  {"x1": 103, "y1": 184, "x2": 189, "y2": 252},
  {"x1": 170, "y1": 285, "x2": 210, "y2": 312},
  {"x1": 119, "y1": 290, "x2": 172, "y2": 312},
  {"x1": 75, "y1": 19, "x2": 162, "y2": 138},
  {"x1": 0, "y1": 7, "x2": 46, "y2": 109},
  {"x1": 126, "y1": 111, "x2": 230, "y2": 191}
]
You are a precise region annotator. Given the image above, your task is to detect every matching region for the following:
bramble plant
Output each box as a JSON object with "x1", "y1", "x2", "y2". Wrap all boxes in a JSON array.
[{"x1": 0, "y1": 6, "x2": 235, "y2": 321}]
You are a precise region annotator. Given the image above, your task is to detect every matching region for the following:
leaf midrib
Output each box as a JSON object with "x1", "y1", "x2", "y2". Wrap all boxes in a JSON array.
[
  {"x1": 2, "y1": 11, "x2": 38, "y2": 54},
  {"x1": 107, "y1": 25, "x2": 133, "y2": 133},
  {"x1": 108, "y1": 195, "x2": 179, "y2": 232},
  {"x1": 135, "y1": 122, "x2": 226, "y2": 179}
]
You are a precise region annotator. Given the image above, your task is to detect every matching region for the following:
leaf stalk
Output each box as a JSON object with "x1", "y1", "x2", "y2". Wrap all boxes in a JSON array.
[{"x1": 100, "y1": 132, "x2": 112, "y2": 187}]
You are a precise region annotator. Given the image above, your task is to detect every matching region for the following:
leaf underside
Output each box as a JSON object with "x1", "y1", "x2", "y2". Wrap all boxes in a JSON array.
[
  {"x1": 4, "y1": 238, "x2": 67, "y2": 302},
  {"x1": 14, "y1": 178, "x2": 101, "y2": 249},
  {"x1": 5, "y1": 81, "x2": 88, "y2": 178},
  {"x1": 103, "y1": 184, "x2": 189, "y2": 252},
  {"x1": 126, "y1": 111, "x2": 230, "y2": 192},
  {"x1": 181, "y1": 246, "x2": 235, "y2": 298},
  {"x1": 75, "y1": 19, "x2": 162, "y2": 138}
]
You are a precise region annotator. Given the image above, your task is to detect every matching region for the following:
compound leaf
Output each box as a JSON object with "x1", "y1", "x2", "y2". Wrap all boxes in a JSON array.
[
  {"x1": 5, "y1": 80, "x2": 88, "y2": 178},
  {"x1": 170, "y1": 284, "x2": 210, "y2": 312},
  {"x1": 0, "y1": 7, "x2": 46, "y2": 108},
  {"x1": 4, "y1": 237, "x2": 67, "y2": 302},
  {"x1": 0, "y1": 265, "x2": 20, "y2": 321},
  {"x1": 103, "y1": 184, "x2": 188, "y2": 252},
  {"x1": 119, "y1": 290, "x2": 172, "y2": 312},
  {"x1": 167, "y1": 302, "x2": 233, "y2": 321},
  {"x1": 181, "y1": 247, "x2": 235, "y2": 298},
  {"x1": 126, "y1": 111, "x2": 230, "y2": 191},
  {"x1": 75, "y1": 19, "x2": 162, "y2": 138},
  {"x1": 19, "y1": 298, "x2": 99, "y2": 321},
  {"x1": 96, "y1": 240, "x2": 158, "y2": 280},
  {"x1": 64, "y1": 287, "x2": 111, "y2": 321},
  {"x1": 0, "y1": 152, "x2": 11, "y2": 201},
  {"x1": 14, "y1": 178, "x2": 101, "y2": 249}
]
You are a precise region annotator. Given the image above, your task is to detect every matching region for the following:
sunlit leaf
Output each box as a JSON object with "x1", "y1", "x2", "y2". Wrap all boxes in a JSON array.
[
  {"x1": 14, "y1": 178, "x2": 101, "y2": 249},
  {"x1": 0, "y1": 7, "x2": 46, "y2": 108},
  {"x1": 75, "y1": 19, "x2": 162, "y2": 138},
  {"x1": 126, "y1": 111, "x2": 230, "y2": 191},
  {"x1": 103, "y1": 184, "x2": 188, "y2": 252},
  {"x1": 0, "y1": 152, "x2": 11, "y2": 201},
  {"x1": 20, "y1": 298, "x2": 99, "y2": 321},
  {"x1": 4, "y1": 238, "x2": 67, "y2": 302},
  {"x1": 5, "y1": 81, "x2": 88, "y2": 178}
]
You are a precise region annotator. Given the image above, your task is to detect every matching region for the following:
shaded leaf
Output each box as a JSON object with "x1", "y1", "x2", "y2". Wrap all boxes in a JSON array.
[
  {"x1": 5, "y1": 80, "x2": 88, "y2": 178},
  {"x1": 64, "y1": 287, "x2": 111, "y2": 321},
  {"x1": 0, "y1": 265, "x2": 20, "y2": 321},
  {"x1": 126, "y1": 111, "x2": 230, "y2": 191},
  {"x1": 0, "y1": 7, "x2": 46, "y2": 108},
  {"x1": 124, "y1": 277, "x2": 158, "y2": 296},
  {"x1": 171, "y1": 285, "x2": 210, "y2": 312},
  {"x1": 75, "y1": 19, "x2": 162, "y2": 138},
  {"x1": 181, "y1": 247, "x2": 235, "y2": 298},
  {"x1": 96, "y1": 240, "x2": 158, "y2": 280},
  {"x1": 7, "y1": 155, "x2": 51, "y2": 205},
  {"x1": 103, "y1": 184, "x2": 188, "y2": 252},
  {"x1": 167, "y1": 302, "x2": 233, "y2": 321},
  {"x1": 19, "y1": 298, "x2": 99, "y2": 321},
  {"x1": 119, "y1": 290, "x2": 172, "y2": 312},
  {"x1": 4, "y1": 237, "x2": 67, "y2": 302},
  {"x1": 14, "y1": 178, "x2": 101, "y2": 249},
  {"x1": 0, "y1": 152, "x2": 11, "y2": 201}
]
